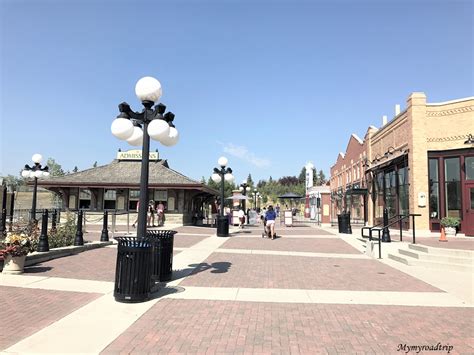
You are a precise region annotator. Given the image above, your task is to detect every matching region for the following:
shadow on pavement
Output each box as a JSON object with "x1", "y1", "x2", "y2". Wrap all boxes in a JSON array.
[
  {"x1": 171, "y1": 261, "x2": 232, "y2": 281},
  {"x1": 24, "y1": 266, "x2": 53, "y2": 273}
]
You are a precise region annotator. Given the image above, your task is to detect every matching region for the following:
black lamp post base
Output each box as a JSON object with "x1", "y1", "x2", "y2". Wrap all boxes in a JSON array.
[
  {"x1": 382, "y1": 228, "x2": 391, "y2": 243},
  {"x1": 216, "y1": 215, "x2": 229, "y2": 237}
]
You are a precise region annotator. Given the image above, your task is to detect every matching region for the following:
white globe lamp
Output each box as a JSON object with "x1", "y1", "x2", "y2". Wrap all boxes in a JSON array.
[
  {"x1": 32, "y1": 154, "x2": 42, "y2": 164},
  {"x1": 218, "y1": 156, "x2": 228, "y2": 167},
  {"x1": 211, "y1": 173, "x2": 221, "y2": 183},
  {"x1": 147, "y1": 119, "x2": 170, "y2": 141},
  {"x1": 224, "y1": 173, "x2": 234, "y2": 182},
  {"x1": 111, "y1": 118, "x2": 134, "y2": 140},
  {"x1": 160, "y1": 127, "x2": 179, "y2": 147},
  {"x1": 126, "y1": 126, "x2": 144, "y2": 146},
  {"x1": 135, "y1": 76, "x2": 162, "y2": 103}
]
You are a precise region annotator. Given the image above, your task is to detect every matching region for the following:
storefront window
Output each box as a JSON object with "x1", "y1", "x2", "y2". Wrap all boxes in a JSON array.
[
  {"x1": 385, "y1": 170, "x2": 397, "y2": 218},
  {"x1": 375, "y1": 172, "x2": 384, "y2": 219},
  {"x1": 79, "y1": 189, "x2": 91, "y2": 209},
  {"x1": 104, "y1": 189, "x2": 116, "y2": 210},
  {"x1": 466, "y1": 157, "x2": 474, "y2": 180},
  {"x1": 429, "y1": 159, "x2": 440, "y2": 218},
  {"x1": 444, "y1": 157, "x2": 461, "y2": 218},
  {"x1": 398, "y1": 166, "x2": 409, "y2": 217},
  {"x1": 129, "y1": 190, "x2": 140, "y2": 210}
]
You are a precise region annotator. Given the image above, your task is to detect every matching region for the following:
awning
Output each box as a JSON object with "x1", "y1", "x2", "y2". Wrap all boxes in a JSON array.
[{"x1": 366, "y1": 153, "x2": 407, "y2": 173}]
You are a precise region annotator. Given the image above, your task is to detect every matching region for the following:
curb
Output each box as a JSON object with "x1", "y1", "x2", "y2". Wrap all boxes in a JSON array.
[{"x1": 25, "y1": 241, "x2": 114, "y2": 266}]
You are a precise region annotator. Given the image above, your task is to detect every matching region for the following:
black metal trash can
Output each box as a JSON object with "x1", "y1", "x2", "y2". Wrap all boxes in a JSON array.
[
  {"x1": 216, "y1": 215, "x2": 229, "y2": 237},
  {"x1": 114, "y1": 237, "x2": 152, "y2": 303},
  {"x1": 337, "y1": 213, "x2": 352, "y2": 234},
  {"x1": 146, "y1": 230, "x2": 177, "y2": 282}
]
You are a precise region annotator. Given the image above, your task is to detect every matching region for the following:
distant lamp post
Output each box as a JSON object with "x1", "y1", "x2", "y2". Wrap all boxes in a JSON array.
[
  {"x1": 239, "y1": 180, "x2": 250, "y2": 211},
  {"x1": 304, "y1": 162, "x2": 314, "y2": 218},
  {"x1": 211, "y1": 156, "x2": 234, "y2": 237},
  {"x1": 21, "y1": 154, "x2": 50, "y2": 222},
  {"x1": 252, "y1": 189, "x2": 260, "y2": 210},
  {"x1": 111, "y1": 76, "x2": 178, "y2": 240}
]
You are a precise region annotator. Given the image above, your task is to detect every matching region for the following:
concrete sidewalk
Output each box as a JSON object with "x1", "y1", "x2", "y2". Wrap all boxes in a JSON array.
[{"x1": 1, "y1": 224, "x2": 472, "y2": 354}]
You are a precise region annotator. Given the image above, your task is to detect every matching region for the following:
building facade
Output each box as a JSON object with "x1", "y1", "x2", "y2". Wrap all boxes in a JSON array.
[
  {"x1": 330, "y1": 93, "x2": 474, "y2": 236},
  {"x1": 37, "y1": 150, "x2": 218, "y2": 225},
  {"x1": 329, "y1": 133, "x2": 368, "y2": 224}
]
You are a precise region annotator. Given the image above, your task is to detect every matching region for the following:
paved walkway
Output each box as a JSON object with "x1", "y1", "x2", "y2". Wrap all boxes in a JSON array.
[{"x1": 1, "y1": 224, "x2": 473, "y2": 354}]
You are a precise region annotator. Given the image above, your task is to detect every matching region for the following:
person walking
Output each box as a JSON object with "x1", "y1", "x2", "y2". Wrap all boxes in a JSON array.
[
  {"x1": 147, "y1": 200, "x2": 155, "y2": 227},
  {"x1": 265, "y1": 205, "x2": 277, "y2": 240},
  {"x1": 132, "y1": 201, "x2": 140, "y2": 228},
  {"x1": 238, "y1": 208, "x2": 245, "y2": 229},
  {"x1": 156, "y1": 201, "x2": 165, "y2": 226}
]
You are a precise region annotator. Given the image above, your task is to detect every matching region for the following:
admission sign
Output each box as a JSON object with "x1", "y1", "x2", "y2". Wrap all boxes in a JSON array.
[{"x1": 117, "y1": 149, "x2": 159, "y2": 161}]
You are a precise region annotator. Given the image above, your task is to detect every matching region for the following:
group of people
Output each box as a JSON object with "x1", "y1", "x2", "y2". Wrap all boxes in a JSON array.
[{"x1": 132, "y1": 200, "x2": 165, "y2": 228}]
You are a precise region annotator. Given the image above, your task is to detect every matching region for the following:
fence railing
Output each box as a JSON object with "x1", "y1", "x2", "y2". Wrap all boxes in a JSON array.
[{"x1": 361, "y1": 214, "x2": 421, "y2": 259}]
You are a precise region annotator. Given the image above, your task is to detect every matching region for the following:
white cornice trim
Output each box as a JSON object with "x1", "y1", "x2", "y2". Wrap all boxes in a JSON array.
[{"x1": 427, "y1": 97, "x2": 474, "y2": 106}]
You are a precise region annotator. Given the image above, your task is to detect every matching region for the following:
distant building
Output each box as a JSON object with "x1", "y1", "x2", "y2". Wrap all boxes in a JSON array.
[
  {"x1": 37, "y1": 150, "x2": 218, "y2": 225},
  {"x1": 330, "y1": 93, "x2": 474, "y2": 236}
]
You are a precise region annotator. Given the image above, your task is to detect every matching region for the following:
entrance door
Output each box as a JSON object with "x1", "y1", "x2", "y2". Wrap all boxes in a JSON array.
[
  {"x1": 464, "y1": 183, "x2": 474, "y2": 236},
  {"x1": 464, "y1": 156, "x2": 474, "y2": 236}
]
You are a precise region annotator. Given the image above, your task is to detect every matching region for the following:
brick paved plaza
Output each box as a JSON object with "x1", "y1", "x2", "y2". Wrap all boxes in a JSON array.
[{"x1": 1, "y1": 224, "x2": 473, "y2": 354}]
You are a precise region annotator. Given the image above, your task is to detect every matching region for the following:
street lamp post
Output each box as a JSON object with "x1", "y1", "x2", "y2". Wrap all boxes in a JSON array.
[
  {"x1": 211, "y1": 156, "x2": 234, "y2": 237},
  {"x1": 21, "y1": 154, "x2": 50, "y2": 223},
  {"x1": 252, "y1": 189, "x2": 260, "y2": 210},
  {"x1": 239, "y1": 181, "x2": 250, "y2": 224},
  {"x1": 239, "y1": 181, "x2": 250, "y2": 211},
  {"x1": 111, "y1": 76, "x2": 179, "y2": 240},
  {"x1": 304, "y1": 162, "x2": 314, "y2": 218}
]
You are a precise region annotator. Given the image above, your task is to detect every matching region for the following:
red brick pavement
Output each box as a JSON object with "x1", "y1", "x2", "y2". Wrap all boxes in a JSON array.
[
  {"x1": 101, "y1": 299, "x2": 474, "y2": 354},
  {"x1": 241, "y1": 225, "x2": 335, "y2": 236},
  {"x1": 221, "y1": 237, "x2": 360, "y2": 254},
  {"x1": 24, "y1": 248, "x2": 183, "y2": 282},
  {"x1": 174, "y1": 234, "x2": 209, "y2": 248},
  {"x1": 180, "y1": 252, "x2": 441, "y2": 292},
  {"x1": 0, "y1": 286, "x2": 100, "y2": 350},
  {"x1": 24, "y1": 247, "x2": 117, "y2": 282},
  {"x1": 175, "y1": 226, "x2": 216, "y2": 235}
]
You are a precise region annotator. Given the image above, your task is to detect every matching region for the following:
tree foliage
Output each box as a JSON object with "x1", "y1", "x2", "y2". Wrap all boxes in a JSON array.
[
  {"x1": 46, "y1": 158, "x2": 65, "y2": 177},
  {"x1": 1, "y1": 174, "x2": 24, "y2": 190}
]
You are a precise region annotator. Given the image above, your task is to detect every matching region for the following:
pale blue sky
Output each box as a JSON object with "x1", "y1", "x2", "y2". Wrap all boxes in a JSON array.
[{"x1": 1, "y1": 0, "x2": 472, "y2": 184}]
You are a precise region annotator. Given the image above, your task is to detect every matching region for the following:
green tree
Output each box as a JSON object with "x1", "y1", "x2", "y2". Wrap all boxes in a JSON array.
[
  {"x1": 298, "y1": 167, "x2": 306, "y2": 184},
  {"x1": 205, "y1": 177, "x2": 236, "y2": 207},
  {"x1": 247, "y1": 174, "x2": 254, "y2": 187},
  {"x1": 1, "y1": 174, "x2": 24, "y2": 190},
  {"x1": 73, "y1": 166, "x2": 79, "y2": 173},
  {"x1": 46, "y1": 158, "x2": 65, "y2": 177},
  {"x1": 318, "y1": 170, "x2": 326, "y2": 185},
  {"x1": 93, "y1": 161, "x2": 98, "y2": 168}
]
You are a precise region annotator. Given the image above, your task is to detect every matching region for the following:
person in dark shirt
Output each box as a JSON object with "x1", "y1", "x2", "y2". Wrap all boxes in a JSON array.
[{"x1": 265, "y1": 205, "x2": 277, "y2": 240}]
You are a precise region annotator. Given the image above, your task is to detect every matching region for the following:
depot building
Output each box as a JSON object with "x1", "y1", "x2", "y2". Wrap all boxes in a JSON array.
[{"x1": 37, "y1": 150, "x2": 218, "y2": 225}]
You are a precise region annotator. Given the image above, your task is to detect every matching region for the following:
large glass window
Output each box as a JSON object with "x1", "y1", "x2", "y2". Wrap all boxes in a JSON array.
[
  {"x1": 444, "y1": 157, "x2": 461, "y2": 218},
  {"x1": 79, "y1": 189, "x2": 91, "y2": 209},
  {"x1": 385, "y1": 170, "x2": 397, "y2": 218},
  {"x1": 429, "y1": 159, "x2": 440, "y2": 218},
  {"x1": 375, "y1": 172, "x2": 384, "y2": 219},
  {"x1": 104, "y1": 189, "x2": 116, "y2": 210},
  {"x1": 398, "y1": 165, "x2": 409, "y2": 217},
  {"x1": 129, "y1": 190, "x2": 140, "y2": 210},
  {"x1": 466, "y1": 157, "x2": 474, "y2": 180}
]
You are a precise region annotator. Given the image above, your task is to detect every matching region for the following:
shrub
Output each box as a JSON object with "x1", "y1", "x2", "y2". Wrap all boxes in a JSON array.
[
  {"x1": 48, "y1": 212, "x2": 77, "y2": 248},
  {"x1": 440, "y1": 216, "x2": 460, "y2": 228}
]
